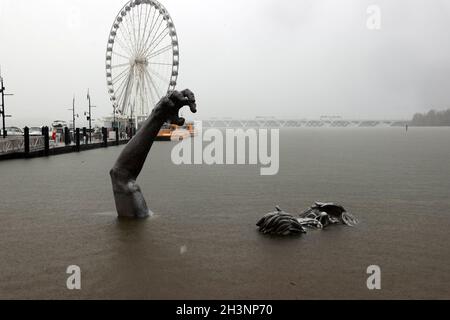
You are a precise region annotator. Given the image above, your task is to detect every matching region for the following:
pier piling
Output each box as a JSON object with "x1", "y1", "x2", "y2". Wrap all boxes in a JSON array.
[
  {"x1": 24, "y1": 127, "x2": 30, "y2": 155},
  {"x1": 102, "y1": 127, "x2": 108, "y2": 147},
  {"x1": 64, "y1": 127, "x2": 70, "y2": 146},
  {"x1": 76, "y1": 128, "x2": 80, "y2": 152},
  {"x1": 43, "y1": 127, "x2": 49, "y2": 156}
]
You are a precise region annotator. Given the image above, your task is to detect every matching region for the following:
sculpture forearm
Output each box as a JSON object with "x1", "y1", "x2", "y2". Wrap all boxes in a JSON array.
[
  {"x1": 112, "y1": 110, "x2": 165, "y2": 180},
  {"x1": 110, "y1": 90, "x2": 196, "y2": 219}
]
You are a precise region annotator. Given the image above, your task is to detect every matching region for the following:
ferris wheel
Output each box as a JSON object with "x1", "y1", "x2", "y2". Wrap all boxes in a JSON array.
[{"x1": 106, "y1": 0, "x2": 179, "y2": 119}]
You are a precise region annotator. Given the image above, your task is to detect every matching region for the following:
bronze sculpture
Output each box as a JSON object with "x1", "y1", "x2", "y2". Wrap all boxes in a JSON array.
[
  {"x1": 257, "y1": 203, "x2": 359, "y2": 236},
  {"x1": 110, "y1": 89, "x2": 197, "y2": 218}
]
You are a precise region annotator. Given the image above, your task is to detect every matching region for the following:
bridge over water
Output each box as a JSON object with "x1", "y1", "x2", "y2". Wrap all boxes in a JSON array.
[{"x1": 201, "y1": 119, "x2": 408, "y2": 128}]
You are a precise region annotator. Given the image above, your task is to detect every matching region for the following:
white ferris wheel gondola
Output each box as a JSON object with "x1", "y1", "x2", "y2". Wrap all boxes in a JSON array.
[{"x1": 106, "y1": 0, "x2": 179, "y2": 121}]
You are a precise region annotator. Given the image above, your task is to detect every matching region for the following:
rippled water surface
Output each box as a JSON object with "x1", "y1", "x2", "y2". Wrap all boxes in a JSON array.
[{"x1": 0, "y1": 128, "x2": 449, "y2": 299}]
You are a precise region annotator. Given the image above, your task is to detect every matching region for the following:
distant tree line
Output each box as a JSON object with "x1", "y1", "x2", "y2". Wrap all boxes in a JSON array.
[{"x1": 411, "y1": 109, "x2": 450, "y2": 126}]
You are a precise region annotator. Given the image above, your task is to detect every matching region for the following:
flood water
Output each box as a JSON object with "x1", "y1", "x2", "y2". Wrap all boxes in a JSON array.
[{"x1": 0, "y1": 128, "x2": 449, "y2": 299}]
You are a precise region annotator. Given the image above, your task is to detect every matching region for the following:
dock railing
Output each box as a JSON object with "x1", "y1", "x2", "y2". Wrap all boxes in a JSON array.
[{"x1": 0, "y1": 126, "x2": 130, "y2": 160}]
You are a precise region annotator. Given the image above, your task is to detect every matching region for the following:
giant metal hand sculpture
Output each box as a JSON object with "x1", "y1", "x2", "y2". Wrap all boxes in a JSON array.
[{"x1": 110, "y1": 89, "x2": 197, "y2": 218}]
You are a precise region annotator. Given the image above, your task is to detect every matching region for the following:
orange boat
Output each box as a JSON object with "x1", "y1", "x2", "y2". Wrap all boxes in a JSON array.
[{"x1": 156, "y1": 122, "x2": 196, "y2": 141}]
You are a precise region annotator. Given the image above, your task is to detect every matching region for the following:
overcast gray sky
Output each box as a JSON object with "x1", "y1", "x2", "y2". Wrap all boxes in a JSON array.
[{"x1": 1, "y1": 0, "x2": 450, "y2": 127}]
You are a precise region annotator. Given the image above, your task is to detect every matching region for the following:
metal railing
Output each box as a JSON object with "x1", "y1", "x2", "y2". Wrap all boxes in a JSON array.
[
  {"x1": 201, "y1": 119, "x2": 408, "y2": 128},
  {"x1": 0, "y1": 127, "x2": 131, "y2": 157}
]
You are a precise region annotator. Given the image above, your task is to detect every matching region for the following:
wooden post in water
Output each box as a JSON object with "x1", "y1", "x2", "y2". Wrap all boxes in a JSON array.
[
  {"x1": 102, "y1": 127, "x2": 108, "y2": 147},
  {"x1": 24, "y1": 126, "x2": 30, "y2": 155},
  {"x1": 64, "y1": 127, "x2": 70, "y2": 146},
  {"x1": 76, "y1": 128, "x2": 80, "y2": 152},
  {"x1": 43, "y1": 127, "x2": 49, "y2": 156}
]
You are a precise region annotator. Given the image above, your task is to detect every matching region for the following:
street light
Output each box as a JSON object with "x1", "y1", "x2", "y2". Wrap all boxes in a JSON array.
[
  {"x1": 86, "y1": 89, "x2": 97, "y2": 143},
  {"x1": 0, "y1": 71, "x2": 14, "y2": 139},
  {"x1": 67, "y1": 95, "x2": 78, "y2": 131},
  {"x1": 112, "y1": 102, "x2": 117, "y2": 130}
]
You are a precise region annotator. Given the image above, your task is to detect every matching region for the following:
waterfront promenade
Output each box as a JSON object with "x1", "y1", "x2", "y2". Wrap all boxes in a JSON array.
[{"x1": 0, "y1": 125, "x2": 138, "y2": 161}]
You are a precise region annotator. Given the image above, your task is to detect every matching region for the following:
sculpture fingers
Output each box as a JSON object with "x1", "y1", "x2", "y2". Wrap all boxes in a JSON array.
[
  {"x1": 341, "y1": 212, "x2": 359, "y2": 227},
  {"x1": 170, "y1": 89, "x2": 197, "y2": 113},
  {"x1": 257, "y1": 210, "x2": 306, "y2": 236},
  {"x1": 172, "y1": 116, "x2": 186, "y2": 126},
  {"x1": 298, "y1": 218, "x2": 323, "y2": 230},
  {"x1": 181, "y1": 89, "x2": 197, "y2": 113}
]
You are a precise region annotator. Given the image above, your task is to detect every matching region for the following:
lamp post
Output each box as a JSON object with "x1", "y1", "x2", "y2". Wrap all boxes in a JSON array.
[
  {"x1": 112, "y1": 102, "x2": 117, "y2": 129},
  {"x1": 0, "y1": 76, "x2": 5, "y2": 138},
  {"x1": 67, "y1": 95, "x2": 77, "y2": 132},
  {"x1": 0, "y1": 71, "x2": 14, "y2": 138},
  {"x1": 86, "y1": 90, "x2": 96, "y2": 143},
  {"x1": 129, "y1": 103, "x2": 134, "y2": 138}
]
